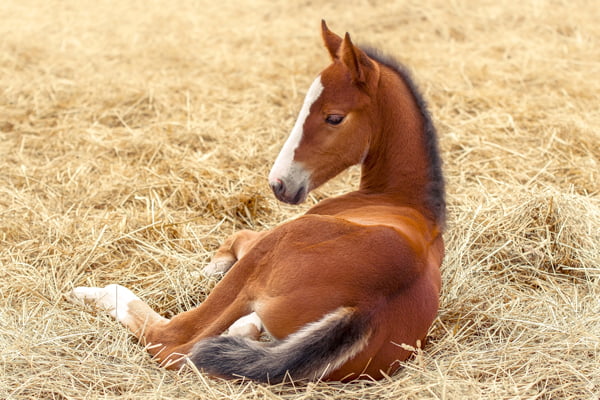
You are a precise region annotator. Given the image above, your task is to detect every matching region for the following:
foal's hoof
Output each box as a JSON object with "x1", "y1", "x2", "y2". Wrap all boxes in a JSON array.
[
  {"x1": 203, "y1": 256, "x2": 236, "y2": 275},
  {"x1": 69, "y1": 285, "x2": 118, "y2": 311},
  {"x1": 69, "y1": 286, "x2": 102, "y2": 305},
  {"x1": 69, "y1": 284, "x2": 135, "y2": 317}
]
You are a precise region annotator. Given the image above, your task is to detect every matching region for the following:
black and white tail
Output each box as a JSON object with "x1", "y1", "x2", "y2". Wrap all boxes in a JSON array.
[{"x1": 189, "y1": 307, "x2": 372, "y2": 383}]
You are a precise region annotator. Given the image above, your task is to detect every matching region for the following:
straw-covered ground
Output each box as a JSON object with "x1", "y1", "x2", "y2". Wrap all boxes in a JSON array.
[{"x1": 1, "y1": 0, "x2": 598, "y2": 398}]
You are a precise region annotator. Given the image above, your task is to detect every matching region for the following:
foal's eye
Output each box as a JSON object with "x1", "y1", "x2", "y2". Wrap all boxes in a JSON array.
[{"x1": 325, "y1": 114, "x2": 345, "y2": 126}]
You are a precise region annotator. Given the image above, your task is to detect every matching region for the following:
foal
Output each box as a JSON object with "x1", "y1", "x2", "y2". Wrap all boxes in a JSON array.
[{"x1": 71, "y1": 21, "x2": 445, "y2": 383}]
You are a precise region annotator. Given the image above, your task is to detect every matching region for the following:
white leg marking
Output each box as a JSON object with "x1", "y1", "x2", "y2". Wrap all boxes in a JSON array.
[
  {"x1": 268, "y1": 75, "x2": 324, "y2": 187},
  {"x1": 227, "y1": 312, "x2": 263, "y2": 338},
  {"x1": 203, "y1": 255, "x2": 236, "y2": 275},
  {"x1": 70, "y1": 284, "x2": 140, "y2": 326}
]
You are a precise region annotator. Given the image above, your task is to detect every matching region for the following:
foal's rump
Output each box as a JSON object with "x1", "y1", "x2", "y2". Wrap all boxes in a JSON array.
[{"x1": 213, "y1": 212, "x2": 441, "y2": 380}]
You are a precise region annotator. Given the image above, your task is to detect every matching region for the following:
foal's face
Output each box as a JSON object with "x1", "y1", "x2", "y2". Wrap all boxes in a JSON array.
[{"x1": 268, "y1": 60, "x2": 375, "y2": 204}]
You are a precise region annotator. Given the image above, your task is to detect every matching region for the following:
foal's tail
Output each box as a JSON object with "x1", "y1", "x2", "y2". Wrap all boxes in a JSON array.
[{"x1": 189, "y1": 307, "x2": 372, "y2": 383}]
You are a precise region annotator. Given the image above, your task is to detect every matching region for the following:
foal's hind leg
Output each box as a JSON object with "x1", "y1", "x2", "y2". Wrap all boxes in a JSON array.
[{"x1": 204, "y1": 229, "x2": 267, "y2": 275}]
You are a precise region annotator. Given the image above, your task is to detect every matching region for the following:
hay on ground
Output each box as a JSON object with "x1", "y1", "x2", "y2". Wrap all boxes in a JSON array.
[{"x1": 0, "y1": 0, "x2": 599, "y2": 399}]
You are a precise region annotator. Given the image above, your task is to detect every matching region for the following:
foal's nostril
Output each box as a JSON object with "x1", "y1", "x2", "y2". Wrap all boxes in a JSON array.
[{"x1": 270, "y1": 179, "x2": 286, "y2": 197}]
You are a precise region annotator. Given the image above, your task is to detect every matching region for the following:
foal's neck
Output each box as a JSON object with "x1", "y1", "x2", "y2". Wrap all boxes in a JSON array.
[{"x1": 359, "y1": 66, "x2": 444, "y2": 225}]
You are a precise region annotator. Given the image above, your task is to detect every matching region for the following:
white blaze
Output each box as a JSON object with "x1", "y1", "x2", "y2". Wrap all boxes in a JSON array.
[{"x1": 269, "y1": 76, "x2": 324, "y2": 186}]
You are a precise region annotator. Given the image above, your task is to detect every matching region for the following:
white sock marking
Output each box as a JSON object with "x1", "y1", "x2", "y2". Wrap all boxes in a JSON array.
[{"x1": 227, "y1": 312, "x2": 263, "y2": 337}]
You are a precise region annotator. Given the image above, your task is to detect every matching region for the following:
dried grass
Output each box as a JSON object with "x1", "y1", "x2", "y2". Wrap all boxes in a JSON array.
[{"x1": 1, "y1": 0, "x2": 599, "y2": 399}]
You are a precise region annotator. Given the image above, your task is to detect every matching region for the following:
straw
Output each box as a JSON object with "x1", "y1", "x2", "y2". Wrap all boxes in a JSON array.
[{"x1": 1, "y1": 0, "x2": 598, "y2": 398}]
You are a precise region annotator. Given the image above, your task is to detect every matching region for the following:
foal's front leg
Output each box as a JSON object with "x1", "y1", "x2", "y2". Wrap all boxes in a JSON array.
[
  {"x1": 70, "y1": 274, "x2": 258, "y2": 369},
  {"x1": 70, "y1": 284, "x2": 168, "y2": 344},
  {"x1": 204, "y1": 229, "x2": 267, "y2": 275},
  {"x1": 69, "y1": 231, "x2": 269, "y2": 368}
]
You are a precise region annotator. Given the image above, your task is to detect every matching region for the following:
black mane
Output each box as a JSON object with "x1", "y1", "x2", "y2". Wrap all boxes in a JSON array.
[{"x1": 362, "y1": 46, "x2": 446, "y2": 228}]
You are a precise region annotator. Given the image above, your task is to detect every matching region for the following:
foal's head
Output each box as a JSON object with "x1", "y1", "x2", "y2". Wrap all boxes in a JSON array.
[{"x1": 268, "y1": 21, "x2": 381, "y2": 204}]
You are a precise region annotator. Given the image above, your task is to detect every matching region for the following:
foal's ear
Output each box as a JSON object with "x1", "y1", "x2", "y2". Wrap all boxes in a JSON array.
[
  {"x1": 340, "y1": 32, "x2": 375, "y2": 84},
  {"x1": 321, "y1": 20, "x2": 342, "y2": 60}
]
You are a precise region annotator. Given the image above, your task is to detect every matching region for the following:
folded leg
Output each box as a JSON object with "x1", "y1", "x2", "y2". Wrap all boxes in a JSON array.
[{"x1": 204, "y1": 229, "x2": 267, "y2": 275}]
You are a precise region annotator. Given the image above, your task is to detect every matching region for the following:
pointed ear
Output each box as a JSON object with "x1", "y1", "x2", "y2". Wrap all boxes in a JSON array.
[
  {"x1": 321, "y1": 20, "x2": 342, "y2": 59},
  {"x1": 340, "y1": 32, "x2": 374, "y2": 84}
]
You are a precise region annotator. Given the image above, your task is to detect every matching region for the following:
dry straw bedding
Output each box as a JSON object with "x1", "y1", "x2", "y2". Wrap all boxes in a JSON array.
[{"x1": 1, "y1": 0, "x2": 599, "y2": 399}]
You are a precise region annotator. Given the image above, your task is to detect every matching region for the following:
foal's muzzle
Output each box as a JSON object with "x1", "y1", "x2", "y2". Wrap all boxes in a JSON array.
[
  {"x1": 270, "y1": 179, "x2": 286, "y2": 199},
  {"x1": 269, "y1": 178, "x2": 307, "y2": 205}
]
